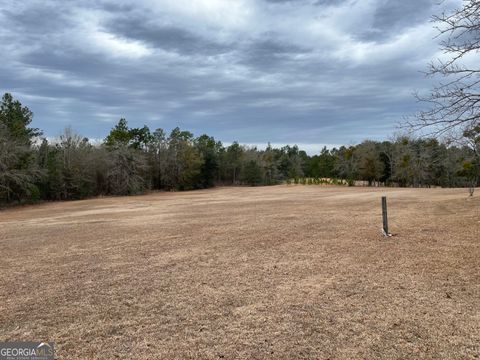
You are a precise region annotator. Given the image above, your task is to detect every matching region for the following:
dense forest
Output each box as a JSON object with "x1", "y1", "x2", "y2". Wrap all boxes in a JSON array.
[{"x1": 0, "y1": 93, "x2": 478, "y2": 205}]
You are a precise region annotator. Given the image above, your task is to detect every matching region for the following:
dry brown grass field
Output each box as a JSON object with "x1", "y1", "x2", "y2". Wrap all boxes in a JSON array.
[{"x1": 0, "y1": 186, "x2": 479, "y2": 359}]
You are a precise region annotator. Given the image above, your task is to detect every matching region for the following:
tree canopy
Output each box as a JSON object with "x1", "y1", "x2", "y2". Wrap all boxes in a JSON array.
[{"x1": 0, "y1": 93, "x2": 478, "y2": 205}]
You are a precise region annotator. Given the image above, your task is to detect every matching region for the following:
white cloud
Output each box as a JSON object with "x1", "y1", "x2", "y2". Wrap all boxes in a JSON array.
[
  {"x1": 87, "y1": 30, "x2": 152, "y2": 58},
  {"x1": 69, "y1": 8, "x2": 153, "y2": 59}
]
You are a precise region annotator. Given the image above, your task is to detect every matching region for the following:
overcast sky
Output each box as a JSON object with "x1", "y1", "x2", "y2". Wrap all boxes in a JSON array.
[{"x1": 0, "y1": 0, "x2": 460, "y2": 153}]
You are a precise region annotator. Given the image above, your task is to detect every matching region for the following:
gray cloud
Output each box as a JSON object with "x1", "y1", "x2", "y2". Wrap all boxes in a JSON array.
[
  {"x1": 0, "y1": 0, "x2": 462, "y2": 152},
  {"x1": 106, "y1": 18, "x2": 231, "y2": 55}
]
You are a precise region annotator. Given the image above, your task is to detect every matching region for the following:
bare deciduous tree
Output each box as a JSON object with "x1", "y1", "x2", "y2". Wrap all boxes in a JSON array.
[{"x1": 413, "y1": 0, "x2": 480, "y2": 137}]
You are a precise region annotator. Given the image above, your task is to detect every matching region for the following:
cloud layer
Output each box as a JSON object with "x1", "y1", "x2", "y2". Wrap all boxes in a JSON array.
[{"x1": 0, "y1": 0, "x2": 461, "y2": 151}]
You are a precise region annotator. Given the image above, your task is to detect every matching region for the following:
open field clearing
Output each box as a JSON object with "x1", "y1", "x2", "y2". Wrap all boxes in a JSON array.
[{"x1": 0, "y1": 186, "x2": 479, "y2": 359}]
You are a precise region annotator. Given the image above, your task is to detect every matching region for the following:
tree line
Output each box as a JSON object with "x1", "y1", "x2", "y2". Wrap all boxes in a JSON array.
[{"x1": 0, "y1": 93, "x2": 478, "y2": 205}]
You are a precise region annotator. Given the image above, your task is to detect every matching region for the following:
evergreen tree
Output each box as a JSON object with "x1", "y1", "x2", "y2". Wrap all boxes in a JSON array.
[{"x1": 242, "y1": 160, "x2": 263, "y2": 186}]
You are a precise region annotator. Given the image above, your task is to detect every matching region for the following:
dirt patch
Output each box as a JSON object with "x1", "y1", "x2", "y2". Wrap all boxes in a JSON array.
[{"x1": 0, "y1": 186, "x2": 479, "y2": 359}]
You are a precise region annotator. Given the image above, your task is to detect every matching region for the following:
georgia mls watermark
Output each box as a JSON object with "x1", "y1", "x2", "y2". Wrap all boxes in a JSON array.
[{"x1": 0, "y1": 342, "x2": 54, "y2": 360}]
